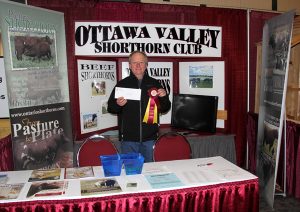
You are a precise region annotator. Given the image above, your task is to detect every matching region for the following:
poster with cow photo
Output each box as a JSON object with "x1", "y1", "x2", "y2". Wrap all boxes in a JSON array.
[
  {"x1": 0, "y1": 1, "x2": 72, "y2": 170},
  {"x1": 77, "y1": 59, "x2": 117, "y2": 134},
  {"x1": 9, "y1": 30, "x2": 57, "y2": 70},
  {"x1": 10, "y1": 103, "x2": 73, "y2": 170},
  {"x1": 0, "y1": 1, "x2": 70, "y2": 110}
]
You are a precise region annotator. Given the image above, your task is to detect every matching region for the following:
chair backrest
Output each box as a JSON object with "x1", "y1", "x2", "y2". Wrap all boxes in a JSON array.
[
  {"x1": 153, "y1": 132, "x2": 192, "y2": 162},
  {"x1": 77, "y1": 134, "x2": 118, "y2": 167}
]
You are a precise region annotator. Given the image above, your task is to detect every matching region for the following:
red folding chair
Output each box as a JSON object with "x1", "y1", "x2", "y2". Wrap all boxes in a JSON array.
[
  {"x1": 77, "y1": 134, "x2": 118, "y2": 167},
  {"x1": 153, "y1": 132, "x2": 192, "y2": 162}
]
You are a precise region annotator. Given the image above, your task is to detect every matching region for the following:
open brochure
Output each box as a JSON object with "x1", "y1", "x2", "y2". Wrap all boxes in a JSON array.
[
  {"x1": 26, "y1": 181, "x2": 68, "y2": 198},
  {"x1": 80, "y1": 178, "x2": 122, "y2": 196},
  {"x1": 65, "y1": 166, "x2": 94, "y2": 179},
  {"x1": 28, "y1": 168, "x2": 61, "y2": 182},
  {"x1": 0, "y1": 183, "x2": 24, "y2": 200}
]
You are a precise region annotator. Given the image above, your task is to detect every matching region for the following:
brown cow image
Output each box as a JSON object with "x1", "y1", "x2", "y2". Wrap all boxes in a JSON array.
[
  {"x1": 13, "y1": 35, "x2": 53, "y2": 61},
  {"x1": 24, "y1": 36, "x2": 53, "y2": 61},
  {"x1": 14, "y1": 36, "x2": 26, "y2": 60}
]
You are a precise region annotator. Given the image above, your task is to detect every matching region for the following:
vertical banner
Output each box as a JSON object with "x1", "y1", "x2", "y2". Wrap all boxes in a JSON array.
[
  {"x1": 121, "y1": 62, "x2": 173, "y2": 124},
  {"x1": 77, "y1": 59, "x2": 117, "y2": 134},
  {"x1": 256, "y1": 11, "x2": 295, "y2": 207},
  {"x1": 0, "y1": 1, "x2": 73, "y2": 170}
]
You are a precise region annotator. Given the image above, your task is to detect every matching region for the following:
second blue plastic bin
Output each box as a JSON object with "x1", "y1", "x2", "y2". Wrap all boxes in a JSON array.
[
  {"x1": 121, "y1": 153, "x2": 144, "y2": 175},
  {"x1": 100, "y1": 153, "x2": 144, "y2": 176}
]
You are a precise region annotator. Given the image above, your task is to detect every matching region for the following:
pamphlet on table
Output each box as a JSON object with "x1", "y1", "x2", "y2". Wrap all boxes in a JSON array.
[
  {"x1": 80, "y1": 178, "x2": 122, "y2": 196},
  {"x1": 0, "y1": 183, "x2": 24, "y2": 200},
  {"x1": 145, "y1": 173, "x2": 184, "y2": 189},
  {"x1": 28, "y1": 168, "x2": 61, "y2": 182},
  {"x1": 65, "y1": 166, "x2": 94, "y2": 179},
  {"x1": 26, "y1": 181, "x2": 68, "y2": 198}
]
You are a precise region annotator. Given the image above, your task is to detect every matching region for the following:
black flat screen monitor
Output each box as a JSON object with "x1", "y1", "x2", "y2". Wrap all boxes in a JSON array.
[{"x1": 171, "y1": 94, "x2": 218, "y2": 133}]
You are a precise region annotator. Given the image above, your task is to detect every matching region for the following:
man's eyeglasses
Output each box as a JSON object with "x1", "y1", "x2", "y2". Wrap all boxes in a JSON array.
[{"x1": 130, "y1": 61, "x2": 146, "y2": 66}]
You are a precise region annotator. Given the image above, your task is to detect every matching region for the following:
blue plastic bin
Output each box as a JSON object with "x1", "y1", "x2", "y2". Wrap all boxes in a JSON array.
[
  {"x1": 121, "y1": 153, "x2": 144, "y2": 175},
  {"x1": 100, "y1": 154, "x2": 122, "y2": 177}
]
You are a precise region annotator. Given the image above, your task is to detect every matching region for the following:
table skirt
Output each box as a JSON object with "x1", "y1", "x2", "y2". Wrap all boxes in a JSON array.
[{"x1": 0, "y1": 179, "x2": 258, "y2": 212}]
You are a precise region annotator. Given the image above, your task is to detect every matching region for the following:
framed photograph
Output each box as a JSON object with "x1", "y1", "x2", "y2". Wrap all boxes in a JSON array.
[{"x1": 179, "y1": 61, "x2": 225, "y2": 128}]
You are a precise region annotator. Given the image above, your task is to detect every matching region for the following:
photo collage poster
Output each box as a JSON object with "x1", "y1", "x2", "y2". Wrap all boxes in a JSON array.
[
  {"x1": 77, "y1": 59, "x2": 117, "y2": 134},
  {"x1": 0, "y1": 1, "x2": 73, "y2": 170}
]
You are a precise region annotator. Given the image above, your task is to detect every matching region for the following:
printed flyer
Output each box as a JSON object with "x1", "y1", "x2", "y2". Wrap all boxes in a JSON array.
[{"x1": 80, "y1": 178, "x2": 122, "y2": 196}]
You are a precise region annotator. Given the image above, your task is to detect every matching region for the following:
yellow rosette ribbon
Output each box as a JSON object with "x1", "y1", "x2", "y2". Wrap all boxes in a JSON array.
[{"x1": 143, "y1": 88, "x2": 159, "y2": 124}]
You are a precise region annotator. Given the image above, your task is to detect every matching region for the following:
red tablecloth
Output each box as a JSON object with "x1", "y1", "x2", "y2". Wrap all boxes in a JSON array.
[
  {"x1": 0, "y1": 134, "x2": 13, "y2": 171},
  {"x1": 0, "y1": 179, "x2": 258, "y2": 212}
]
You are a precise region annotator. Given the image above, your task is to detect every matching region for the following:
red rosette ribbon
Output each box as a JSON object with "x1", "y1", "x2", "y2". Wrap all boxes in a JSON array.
[{"x1": 143, "y1": 88, "x2": 159, "y2": 124}]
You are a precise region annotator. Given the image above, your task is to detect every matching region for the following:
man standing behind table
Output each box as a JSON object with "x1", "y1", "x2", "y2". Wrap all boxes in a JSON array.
[{"x1": 107, "y1": 51, "x2": 171, "y2": 162}]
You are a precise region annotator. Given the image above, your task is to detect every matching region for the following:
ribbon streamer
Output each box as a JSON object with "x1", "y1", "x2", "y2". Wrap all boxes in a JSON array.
[{"x1": 143, "y1": 88, "x2": 159, "y2": 124}]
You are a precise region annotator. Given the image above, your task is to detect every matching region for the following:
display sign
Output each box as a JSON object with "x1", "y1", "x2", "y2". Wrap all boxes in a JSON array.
[{"x1": 75, "y1": 22, "x2": 222, "y2": 57}]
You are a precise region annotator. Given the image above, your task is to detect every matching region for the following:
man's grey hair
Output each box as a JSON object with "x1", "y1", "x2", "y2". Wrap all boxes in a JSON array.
[{"x1": 129, "y1": 51, "x2": 148, "y2": 65}]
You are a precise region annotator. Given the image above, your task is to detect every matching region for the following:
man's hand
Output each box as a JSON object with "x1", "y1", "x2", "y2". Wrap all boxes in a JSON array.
[
  {"x1": 157, "y1": 88, "x2": 167, "y2": 97},
  {"x1": 116, "y1": 97, "x2": 127, "y2": 106}
]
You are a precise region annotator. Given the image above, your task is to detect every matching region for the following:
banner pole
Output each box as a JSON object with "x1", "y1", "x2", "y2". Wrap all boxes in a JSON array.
[
  {"x1": 246, "y1": 9, "x2": 250, "y2": 170},
  {"x1": 275, "y1": 111, "x2": 287, "y2": 197},
  {"x1": 283, "y1": 112, "x2": 287, "y2": 197}
]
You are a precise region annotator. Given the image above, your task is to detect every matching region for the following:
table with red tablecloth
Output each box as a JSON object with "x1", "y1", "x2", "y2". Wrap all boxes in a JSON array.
[{"x1": 0, "y1": 156, "x2": 258, "y2": 212}]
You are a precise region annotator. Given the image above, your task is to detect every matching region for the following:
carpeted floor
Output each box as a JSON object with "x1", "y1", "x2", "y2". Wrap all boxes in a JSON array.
[{"x1": 260, "y1": 195, "x2": 300, "y2": 211}]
